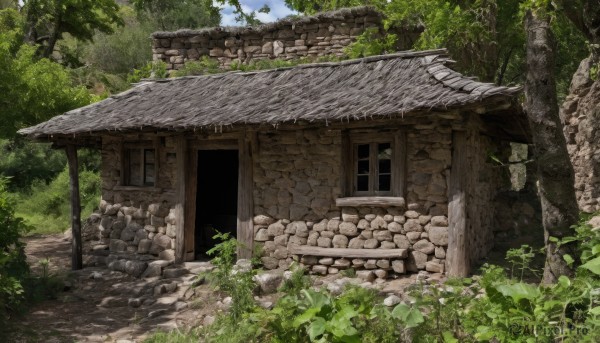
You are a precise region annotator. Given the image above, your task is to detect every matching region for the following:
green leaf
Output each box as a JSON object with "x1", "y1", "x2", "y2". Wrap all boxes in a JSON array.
[
  {"x1": 557, "y1": 275, "x2": 571, "y2": 288},
  {"x1": 563, "y1": 254, "x2": 574, "y2": 266},
  {"x1": 442, "y1": 331, "x2": 459, "y2": 343},
  {"x1": 581, "y1": 256, "x2": 600, "y2": 275},
  {"x1": 293, "y1": 307, "x2": 320, "y2": 327},
  {"x1": 495, "y1": 283, "x2": 540, "y2": 302},
  {"x1": 307, "y1": 317, "x2": 326, "y2": 341},
  {"x1": 589, "y1": 307, "x2": 600, "y2": 315},
  {"x1": 592, "y1": 244, "x2": 600, "y2": 256},
  {"x1": 391, "y1": 303, "x2": 424, "y2": 328}
]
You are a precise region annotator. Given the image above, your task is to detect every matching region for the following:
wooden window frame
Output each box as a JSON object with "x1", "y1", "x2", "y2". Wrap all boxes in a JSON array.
[
  {"x1": 342, "y1": 130, "x2": 407, "y2": 199},
  {"x1": 353, "y1": 141, "x2": 393, "y2": 196},
  {"x1": 121, "y1": 140, "x2": 159, "y2": 188}
]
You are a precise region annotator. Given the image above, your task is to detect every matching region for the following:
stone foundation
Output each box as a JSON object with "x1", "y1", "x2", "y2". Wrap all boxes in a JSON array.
[{"x1": 254, "y1": 206, "x2": 447, "y2": 276}]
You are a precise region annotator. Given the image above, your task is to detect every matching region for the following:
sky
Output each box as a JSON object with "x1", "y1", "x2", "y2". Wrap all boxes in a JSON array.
[{"x1": 217, "y1": 0, "x2": 297, "y2": 26}]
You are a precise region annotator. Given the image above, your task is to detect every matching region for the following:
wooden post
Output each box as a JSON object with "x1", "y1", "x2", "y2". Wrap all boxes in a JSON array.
[
  {"x1": 446, "y1": 131, "x2": 469, "y2": 277},
  {"x1": 66, "y1": 145, "x2": 82, "y2": 270},
  {"x1": 175, "y1": 136, "x2": 187, "y2": 263},
  {"x1": 393, "y1": 130, "x2": 407, "y2": 198},
  {"x1": 237, "y1": 131, "x2": 254, "y2": 259}
]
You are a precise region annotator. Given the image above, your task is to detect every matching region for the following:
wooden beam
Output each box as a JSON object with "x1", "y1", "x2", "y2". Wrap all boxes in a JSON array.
[
  {"x1": 393, "y1": 130, "x2": 407, "y2": 198},
  {"x1": 336, "y1": 196, "x2": 406, "y2": 208},
  {"x1": 237, "y1": 131, "x2": 254, "y2": 259},
  {"x1": 289, "y1": 246, "x2": 408, "y2": 259},
  {"x1": 183, "y1": 146, "x2": 198, "y2": 261},
  {"x1": 341, "y1": 131, "x2": 352, "y2": 197},
  {"x1": 175, "y1": 136, "x2": 187, "y2": 263},
  {"x1": 66, "y1": 145, "x2": 82, "y2": 270},
  {"x1": 446, "y1": 131, "x2": 469, "y2": 277}
]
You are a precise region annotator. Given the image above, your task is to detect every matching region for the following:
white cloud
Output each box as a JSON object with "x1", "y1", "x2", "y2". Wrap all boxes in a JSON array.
[{"x1": 218, "y1": 0, "x2": 297, "y2": 26}]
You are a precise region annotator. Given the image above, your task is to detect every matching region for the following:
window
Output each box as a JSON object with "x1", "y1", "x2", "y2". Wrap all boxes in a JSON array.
[
  {"x1": 123, "y1": 146, "x2": 156, "y2": 187},
  {"x1": 354, "y1": 142, "x2": 392, "y2": 195}
]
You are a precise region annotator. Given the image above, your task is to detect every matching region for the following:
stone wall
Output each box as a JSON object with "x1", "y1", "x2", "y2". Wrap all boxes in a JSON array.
[
  {"x1": 87, "y1": 136, "x2": 181, "y2": 277},
  {"x1": 252, "y1": 122, "x2": 452, "y2": 277},
  {"x1": 151, "y1": 7, "x2": 386, "y2": 73},
  {"x1": 561, "y1": 56, "x2": 600, "y2": 213}
]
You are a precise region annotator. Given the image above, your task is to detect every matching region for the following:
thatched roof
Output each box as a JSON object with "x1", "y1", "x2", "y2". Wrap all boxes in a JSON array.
[
  {"x1": 20, "y1": 50, "x2": 522, "y2": 139},
  {"x1": 151, "y1": 6, "x2": 382, "y2": 39}
]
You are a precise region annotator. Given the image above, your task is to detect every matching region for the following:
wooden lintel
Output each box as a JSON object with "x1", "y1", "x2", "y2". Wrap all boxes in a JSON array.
[
  {"x1": 335, "y1": 196, "x2": 406, "y2": 208},
  {"x1": 66, "y1": 145, "x2": 83, "y2": 270},
  {"x1": 289, "y1": 246, "x2": 408, "y2": 259}
]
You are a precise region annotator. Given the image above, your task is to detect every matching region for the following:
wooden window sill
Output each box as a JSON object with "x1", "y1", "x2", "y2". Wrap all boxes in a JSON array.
[
  {"x1": 335, "y1": 196, "x2": 406, "y2": 208},
  {"x1": 113, "y1": 185, "x2": 162, "y2": 192}
]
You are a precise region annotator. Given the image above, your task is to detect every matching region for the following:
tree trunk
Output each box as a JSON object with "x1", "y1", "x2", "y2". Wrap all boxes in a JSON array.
[{"x1": 524, "y1": 11, "x2": 580, "y2": 283}]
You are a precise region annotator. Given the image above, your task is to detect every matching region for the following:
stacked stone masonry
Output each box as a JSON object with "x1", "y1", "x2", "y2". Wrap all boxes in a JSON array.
[{"x1": 151, "y1": 7, "x2": 385, "y2": 73}]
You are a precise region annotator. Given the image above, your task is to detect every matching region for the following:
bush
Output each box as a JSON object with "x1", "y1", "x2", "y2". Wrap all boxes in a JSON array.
[
  {"x1": 0, "y1": 177, "x2": 29, "y2": 319},
  {"x1": 15, "y1": 166, "x2": 101, "y2": 234}
]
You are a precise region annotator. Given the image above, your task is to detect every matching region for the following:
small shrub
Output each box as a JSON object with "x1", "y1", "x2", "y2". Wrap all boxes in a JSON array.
[
  {"x1": 172, "y1": 56, "x2": 220, "y2": 77},
  {"x1": 127, "y1": 60, "x2": 168, "y2": 84},
  {"x1": 345, "y1": 28, "x2": 398, "y2": 59},
  {"x1": 0, "y1": 177, "x2": 29, "y2": 319}
]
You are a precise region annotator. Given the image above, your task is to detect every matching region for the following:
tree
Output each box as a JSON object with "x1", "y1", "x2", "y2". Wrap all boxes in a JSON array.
[
  {"x1": 130, "y1": 0, "x2": 221, "y2": 31},
  {"x1": 22, "y1": 0, "x2": 123, "y2": 58},
  {"x1": 523, "y1": 7, "x2": 579, "y2": 283}
]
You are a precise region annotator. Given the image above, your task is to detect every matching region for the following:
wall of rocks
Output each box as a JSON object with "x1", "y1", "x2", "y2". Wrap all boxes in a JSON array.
[
  {"x1": 86, "y1": 136, "x2": 182, "y2": 277},
  {"x1": 252, "y1": 122, "x2": 452, "y2": 277},
  {"x1": 561, "y1": 55, "x2": 600, "y2": 213},
  {"x1": 151, "y1": 7, "x2": 400, "y2": 73}
]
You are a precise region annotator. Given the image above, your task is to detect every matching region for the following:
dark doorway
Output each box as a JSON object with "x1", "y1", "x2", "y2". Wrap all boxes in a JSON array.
[{"x1": 195, "y1": 149, "x2": 238, "y2": 257}]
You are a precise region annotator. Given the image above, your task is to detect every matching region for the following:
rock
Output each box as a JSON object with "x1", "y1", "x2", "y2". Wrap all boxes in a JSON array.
[
  {"x1": 312, "y1": 265, "x2": 328, "y2": 275},
  {"x1": 435, "y1": 246, "x2": 446, "y2": 259},
  {"x1": 166, "y1": 224, "x2": 176, "y2": 238},
  {"x1": 418, "y1": 215, "x2": 431, "y2": 225},
  {"x1": 313, "y1": 219, "x2": 328, "y2": 231},
  {"x1": 289, "y1": 236, "x2": 307, "y2": 245},
  {"x1": 348, "y1": 237, "x2": 365, "y2": 248},
  {"x1": 333, "y1": 258, "x2": 351, "y2": 268},
  {"x1": 405, "y1": 210, "x2": 419, "y2": 219},
  {"x1": 320, "y1": 230, "x2": 334, "y2": 238},
  {"x1": 255, "y1": 228, "x2": 270, "y2": 241},
  {"x1": 332, "y1": 234, "x2": 348, "y2": 248},
  {"x1": 142, "y1": 264, "x2": 162, "y2": 278},
  {"x1": 410, "y1": 251, "x2": 428, "y2": 270},
  {"x1": 156, "y1": 296, "x2": 178, "y2": 306},
  {"x1": 254, "y1": 215, "x2": 275, "y2": 226},
  {"x1": 388, "y1": 222, "x2": 403, "y2": 233},
  {"x1": 89, "y1": 271, "x2": 103, "y2": 279},
  {"x1": 413, "y1": 239, "x2": 435, "y2": 254},
  {"x1": 356, "y1": 270, "x2": 375, "y2": 282},
  {"x1": 99, "y1": 296, "x2": 128, "y2": 308},
  {"x1": 255, "y1": 271, "x2": 284, "y2": 294},
  {"x1": 125, "y1": 260, "x2": 148, "y2": 277},
  {"x1": 301, "y1": 255, "x2": 318, "y2": 265},
  {"x1": 261, "y1": 256, "x2": 279, "y2": 270},
  {"x1": 352, "y1": 258, "x2": 365, "y2": 267},
  {"x1": 374, "y1": 269, "x2": 388, "y2": 279},
  {"x1": 339, "y1": 222, "x2": 358, "y2": 236},
  {"x1": 327, "y1": 219, "x2": 341, "y2": 232},
  {"x1": 268, "y1": 221, "x2": 286, "y2": 236},
  {"x1": 364, "y1": 238, "x2": 379, "y2": 249},
  {"x1": 159, "y1": 249, "x2": 175, "y2": 261},
  {"x1": 589, "y1": 216, "x2": 600, "y2": 228},
  {"x1": 383, "y1": 295, "x2": 401, "y2": 306},
  {"x1": 317, "y1": 236, "x2": 332, "y2": 248},
  {"x1": 203, "y1": 315, "x2": 216, "y2": 326},
  {"x1": 341, "y1": 208, "x2": 359, "y2": 224},
  {"x1": 392, "y1": 260, "x2": 405, "y2": 274},
  {"x1": 319, "y1": 257, "x2": 334, "y2": 265},
  {"x1": 370, "y1": 216, "x2": 387, "y2": 229},
  {"x1": 109, "y1": 239, "x2": 128, "y2": 252},
  {"x1": 273, "y1": 247, "x2": 288, "y2": 259},
  {"x1": 380, "y1": 241, "x2": 396, "y2": 249},
  {"x1": 138, "y1": 239, "x2": 152, "y2": 254},
  {"x1": 163, "y1": 268, "x2": 188, "y2": 278},
  {"x1": 393, "y1": 216, "x2": 406, "y2": 224},
  {"x1": 373, "y1": 230, "x2": 392, "y2": 241},
  {"x1": 430, "y1": 216, "x2": 448, "y2": 226},
  {"x1": 426, "y1": 261, "x2": 445, "y2": 273},
  {"x1": 360, "y1": 230, "x2": 373, "y2": 239},
  {"x1": 235, "y1": 259, "x2": 253, "y2": 273},
  {"x1": 357, "y1": 219, "x2": 370, "y2": 230},
  {"x1": 376, "y1": 259, "x2": 390, "y2": 269},
  {"x1": 175, "y1": 301, "x2": 188, "y2": 311},
  {"x1": 404, "y1": 219, "x2": 422, "y2": 232},
  {"x1": 406, "y1": 231, "x2": 421, "y2": 243},
  {"x1": 364, "y1": 259, "x2": 377, "y2": 269},
  {"x1": 148, "y1": 309, "x2": 167, "y2": 318},
  {"x1": 429, "y1": 227, "x2": 448, "y2": 246},
  {"x1": 307, "y1": 231, "x2": 319, "y2": 246}
]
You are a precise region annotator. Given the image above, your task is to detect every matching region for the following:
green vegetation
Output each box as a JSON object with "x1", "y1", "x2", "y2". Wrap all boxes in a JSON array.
[{"x1": 147, "y1": 216, "x2": 600, "y2": 342}]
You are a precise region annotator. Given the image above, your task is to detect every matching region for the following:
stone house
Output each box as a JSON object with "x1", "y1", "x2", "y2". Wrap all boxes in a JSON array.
[{"x1": 21, "y1": 46, "x2": 530, "y2": 278}]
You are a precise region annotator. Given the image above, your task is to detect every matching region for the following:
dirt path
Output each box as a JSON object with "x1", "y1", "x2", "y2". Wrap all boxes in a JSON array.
[{"x1": 4, "y1": 234, "x2": 213, "y2": 343}]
